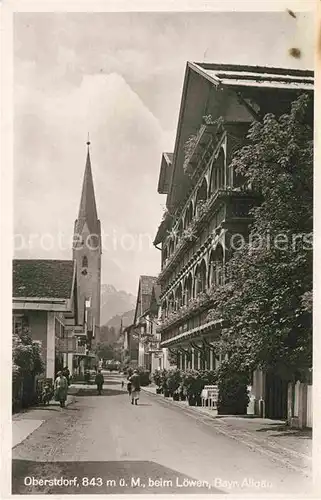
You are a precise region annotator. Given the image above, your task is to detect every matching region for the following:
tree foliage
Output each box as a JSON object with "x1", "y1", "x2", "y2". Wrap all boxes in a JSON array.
[
  {"x1": 13, "y1": 327, "x2": 45, "y2": 379},
  {"x1": 95, "y1": 341, "x2": 122, "y2": 361},
  {"x1": 207, "y1": 93, "x2": 313, "y2": 381}
]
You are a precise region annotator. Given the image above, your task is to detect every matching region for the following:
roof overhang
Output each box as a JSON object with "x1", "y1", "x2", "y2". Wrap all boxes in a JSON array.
[
  {"x1": 166, "y1": 62, "x2": 314, "y2": 212},
  {"x1": 157, "y1": 153, "x2": 173, "y2": 194},
  {"x1": 153, "y1": 214, "x2": 171, "y2": 246},
  {"x1": 13, "y1": 297, "x2": 71, "y2": 312}
]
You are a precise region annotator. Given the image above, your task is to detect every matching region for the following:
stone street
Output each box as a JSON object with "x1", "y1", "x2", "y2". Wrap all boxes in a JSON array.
[{"x1": 12, "y1": 373, "x2": 312, "y2": 495}]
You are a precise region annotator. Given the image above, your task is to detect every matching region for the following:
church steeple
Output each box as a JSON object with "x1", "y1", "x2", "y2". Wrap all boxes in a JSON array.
[
  {"x1": 73, "y1": 137, "x2": 102, "y2": 343},
  {"x1": 76, "y1": 140, "x2": 100, "y2": 235}
]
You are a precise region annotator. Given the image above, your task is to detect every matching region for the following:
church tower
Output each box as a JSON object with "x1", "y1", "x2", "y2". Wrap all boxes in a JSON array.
[{"x1": 73, "y1": 140, "x2": 101, "y2": 344}]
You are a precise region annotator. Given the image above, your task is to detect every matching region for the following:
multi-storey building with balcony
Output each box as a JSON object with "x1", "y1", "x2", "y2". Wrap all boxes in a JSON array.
[{"x1": 154, "y1": 62, "x2": 313, "y2": 419}]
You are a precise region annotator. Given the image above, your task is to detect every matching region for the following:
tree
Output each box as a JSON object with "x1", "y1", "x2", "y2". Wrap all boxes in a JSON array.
[
  {"x1": 95, "y1": 340, "x2": 123, "y2": 362},
  {"x1": 95, "y1": 341, "x2": 116, "y2": 361},
  {"x1": 12, "y1": 323, "x2": 45, "y2": 409},
  {"x1": 208, "y1": 93, "x2": 313, "y2": 381},
  {"x1": 13, "y1": 327, "x2": 45, "y2": 378}
]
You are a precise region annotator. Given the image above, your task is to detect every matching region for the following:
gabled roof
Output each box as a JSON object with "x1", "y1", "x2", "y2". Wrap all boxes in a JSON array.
[
  {"x1": 13, "y1": 259, "x2": 76, "y2": 300},
  {"x1": 152, "y1": 284, "x2": 161, "y2": 304},
  {"x1": 157, "y1": 152, "x2": 174, "y2": 194},
  {"x1": 166, "y1": 61, "x2": 314, "y2": 212},
  {"x1": 153, "y1": 213, "x2": 172, "y2": 246},
  {"x1": 74, "y1": 146, "x2": 100, "y2": 237},
  {"x1": 149, "y1": 284, "x2": 161, "y2": 313},
  {"x1": 134, "y1": 275, "x2": 158, "y2": 322},
  {"x1": 191, "y1": 62, "x2": 313, "y2": 91}
]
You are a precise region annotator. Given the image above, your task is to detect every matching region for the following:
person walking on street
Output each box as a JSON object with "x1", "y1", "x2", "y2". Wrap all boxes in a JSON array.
[
  {"x1": 127, "y1": 379, "x2": 132, "y2": 399},
  {"x1": 54, "y1": 371, "x2": 68, "y2": 408},
  {"x1": 129, "y1": 370, "x2": 141, "y2": 405},
  {"x1": 121, "y1": 380, "x2": 124, "y2": 389},
  {"x1": 95, "y1": 369, "x2": 104, "y2": 395},
  {"x1": 62, "y1": 366, "x2": 70, "y2": 386}
]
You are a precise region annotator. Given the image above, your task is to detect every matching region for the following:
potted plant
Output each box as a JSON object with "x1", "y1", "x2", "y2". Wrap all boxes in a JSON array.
[
  {"x1": 178, "y1": 384, "x2": 187, "y2": 401},
  {"x1": 181, "y1": 369, "x2": 217, "y2": 406},
  {"x1": 167, "y1": 369, "x2": 182, "y2": 397},
  {"x1": 152, "y1": 370, "x2": 163, "y2": 394},
  {"x1": 216, "y1": 362, "x2": 250, "y2": 415},
  {"x1": 181, "y1": 370, "x2": 202, "y2": 406},
  {"x1": 159, "y1": 369, "x2": 170, "y2": 397},
  {"x1": 173, "y1": 391, "x2": 180, "y2": 401}
]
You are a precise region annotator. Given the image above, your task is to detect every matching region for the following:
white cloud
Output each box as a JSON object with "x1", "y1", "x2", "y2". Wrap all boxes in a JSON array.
[{"x1": 14, "y1": 71, "x2": 172, "y2": 292}]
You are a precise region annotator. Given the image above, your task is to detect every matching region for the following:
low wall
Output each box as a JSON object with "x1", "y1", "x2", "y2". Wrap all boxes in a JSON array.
[{"x1": 287, "y1": 381, "x2": 312, "y2": 429}]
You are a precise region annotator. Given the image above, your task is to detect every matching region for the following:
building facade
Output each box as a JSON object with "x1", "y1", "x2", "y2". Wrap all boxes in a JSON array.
[
  {"x1": 154, "y1": 63, "x2": 313, "y2": 420},
  {"x1": 13, "y1": 259, "x2": 79, "y2": 380},
  {"x1": 133, "y1": 275, "x2": 164, "y2": 371},
  {"x1": 122, "y1": 324, "x2": 139, "y2": 366}
]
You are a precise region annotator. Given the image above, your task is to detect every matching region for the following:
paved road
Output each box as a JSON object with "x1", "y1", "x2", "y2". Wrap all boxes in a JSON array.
[{"x1": 12, "y1": 373, "x2": 312, "y2": 495}]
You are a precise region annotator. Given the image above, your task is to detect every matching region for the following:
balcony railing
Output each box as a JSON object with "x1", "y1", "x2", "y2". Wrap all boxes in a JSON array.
[
  {"x1": 158, "y1": 188, "x2": 256, "y2": 284},
  {"x1": 159, "y1": 291, "x2": 214, "y2": 333},
  {"x1": 56, "y1": 337, "x2": 87, "y2": 354},
  {"x1": 183, "y1": 122, "x2": 221, "y2": 177},
  {"x1": 158, "y1": 191, "x2": 225, "y2": 282}
]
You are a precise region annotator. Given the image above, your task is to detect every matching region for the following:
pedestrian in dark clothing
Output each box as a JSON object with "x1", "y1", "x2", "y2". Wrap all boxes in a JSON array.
[
  {"x1": 121, "y1": 380, "x2": 124, "y2": 389},
  {"x1": 129, "y1": 370, "x2": 140, "y2": 405},
  {"x1": 127, "y1": 380, "x2": 132, "y2": 398},
  {"x1": 95, "y1": 370, "x2": 104, "y2": 395}
]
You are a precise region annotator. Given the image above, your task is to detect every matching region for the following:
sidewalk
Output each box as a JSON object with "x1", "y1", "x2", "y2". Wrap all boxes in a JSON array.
[
  {"x1": 141, "y1": 384, "x2": 312, "y2": 477},
  {"x1": 12, "y1": 392, "x2": 77, "y2": 449}
]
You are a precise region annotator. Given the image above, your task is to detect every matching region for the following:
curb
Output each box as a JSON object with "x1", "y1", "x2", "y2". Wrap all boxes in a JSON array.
[{"x1": 142, "y1": 387, "x2": 312, "y2": 477}]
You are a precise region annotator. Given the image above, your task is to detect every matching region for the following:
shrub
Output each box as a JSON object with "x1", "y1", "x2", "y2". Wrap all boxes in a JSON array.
[
  {"x1": 12, "y1": 327, "x2": 45, "y2": 410},
  {"x1": 166, "y1": 369, "x2": 182, "y2": 395},
  {"x1": 159, "y1": 369, "x2": 169, "y2": 390},
  {"x1": 181, "y1": 370, "x2": 202, "y2": 398},
  {"x1": 136, "y1": 366, "x2": 151, "y2": 386},
  {"x1": 216, "y1": 361, "x2": 250, "y2": 415},
  {"x1": 181, "y1": 369, "x2": 217, "y2": 405},
  {"x1": 152, "y1": 370, "x2": 163, "y2": 388}
]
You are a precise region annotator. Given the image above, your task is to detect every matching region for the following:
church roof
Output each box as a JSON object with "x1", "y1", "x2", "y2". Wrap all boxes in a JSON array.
[
  {"x1": 75, "y1": 147, "x2": 100, "y2": 236},
  {"x1": 13, "y1": 259, "x2": 76, "y2": 300}
]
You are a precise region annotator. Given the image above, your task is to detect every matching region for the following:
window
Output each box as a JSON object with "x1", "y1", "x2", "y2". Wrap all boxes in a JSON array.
[
  {"x1": 82, "y1": 256, "x2": 88, "y2": 268},
  {"x1": 13, "y1": 315, "x2": 24, "y2": 335}
]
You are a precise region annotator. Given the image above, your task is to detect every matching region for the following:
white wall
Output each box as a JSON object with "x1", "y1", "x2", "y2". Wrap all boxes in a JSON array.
[
  {"x1": 306, "y1": 384, "x2": 312, "y2": 428},
  {"x1": 46, "y1": 312, "x2": 55, "y2": 379},
  {"x1": 288, "y1": 381, "x2": 312, "y2": 429},
  {"x1": 294, "y1": 381, "x2": 300, "y2": 417}
]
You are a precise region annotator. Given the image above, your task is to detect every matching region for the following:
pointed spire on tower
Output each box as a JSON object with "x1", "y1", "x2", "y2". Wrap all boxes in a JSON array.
[{"x1": 76, "y1": 136, "x2": 100, "y2": 235}]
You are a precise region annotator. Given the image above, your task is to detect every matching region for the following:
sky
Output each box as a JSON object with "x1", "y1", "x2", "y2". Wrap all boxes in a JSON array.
[{"x1": 13, "y1": 11, "x2": 314, "y2": 295}]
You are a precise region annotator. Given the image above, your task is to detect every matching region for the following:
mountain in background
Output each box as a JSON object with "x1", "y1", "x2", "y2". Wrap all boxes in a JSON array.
[
  {"x1": 100, "y1": 284, "x2": 136, "y2": 326},
  {"x1": 99, "y1": 309, "x2": 135, "y2": 344},
  {"x1": 105, "y1": 309, "x2": 135, "y2": 329}
]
